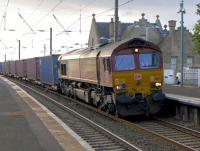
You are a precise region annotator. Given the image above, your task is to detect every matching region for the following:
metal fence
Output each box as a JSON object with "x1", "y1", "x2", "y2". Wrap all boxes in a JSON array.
[
  {"x1": 183, "y1": 68, "x2": 198, "y2": 86},
  {"x1": 164, "y1": 68, "x2": 200, "y2": 87}
]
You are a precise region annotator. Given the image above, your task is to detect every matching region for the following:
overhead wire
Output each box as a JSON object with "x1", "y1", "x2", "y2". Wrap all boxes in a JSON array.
[
  {"x1": 63, "y1": 0, "x2": 98, "y2": 30},
  {"x1": 66, "y1": 0, "x2": 134, "y2": 31},
  {"x1": 4, "y1": 0, "x2": 134, "y2": 54},
  {"x1": 0, "y1": 0, "x2": 10, "y2": 30},
  {"x1": 84, "y1": 0, "x2": 135, "y2": 19},
  {"x1": 53, "y1": 14, "x2": 68, "y2": 32},
  {"x1": 18, "y1": 12, "x2": 36, "y2": 34},
  {"x1": 33, "y1": 0, "x2": 63, "y2": 28},
  {"x1": 27, "y1": 0, "x2": 45, "y2": 18}
]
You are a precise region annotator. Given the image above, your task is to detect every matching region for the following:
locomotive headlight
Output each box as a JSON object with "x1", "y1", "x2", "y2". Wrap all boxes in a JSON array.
[
  {"x1": 155, "y1": 82, "x2": 162, "y2": 87},
  {"x1": 116, "y1": 83, "x2": 127, "y2": 90},
  {"x1": 134, "y1": 48, "x2": 139, "y2": 53}
]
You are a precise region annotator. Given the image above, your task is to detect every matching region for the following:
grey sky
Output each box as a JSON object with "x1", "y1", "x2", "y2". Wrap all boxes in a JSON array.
[
  {"x1": 0, "y1": 0, "x2": 199, "y2": 60},
  {"x1": 0, "y1": 0, "x2": 199, "y2": 30}
]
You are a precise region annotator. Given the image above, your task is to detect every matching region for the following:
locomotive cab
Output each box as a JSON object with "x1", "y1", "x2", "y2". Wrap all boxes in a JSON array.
[{"x1": 111, "y1": 41, "x2": 165, "y2": 116}]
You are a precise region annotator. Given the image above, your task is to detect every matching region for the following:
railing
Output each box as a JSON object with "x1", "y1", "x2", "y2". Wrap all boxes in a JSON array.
[
  {"x1": 183, "y1": 68, "x2": 198, "y2": 86},
  {"x1": 164, "y1": 68, "x2": 200, "y2": 87}
]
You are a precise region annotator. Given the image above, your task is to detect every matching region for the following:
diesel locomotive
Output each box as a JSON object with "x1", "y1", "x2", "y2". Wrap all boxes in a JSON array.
[{"x1": 58, "y1": 38, "x2": 165, "y2": 116}]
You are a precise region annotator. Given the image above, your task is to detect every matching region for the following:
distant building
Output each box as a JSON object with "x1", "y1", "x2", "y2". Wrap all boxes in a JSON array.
[
  {"x1": 88, "y1": 14, "x2": 132, "y2": 48},
  {"x1": 88, "y1": 13, "x2": 200, "y2": 71}
]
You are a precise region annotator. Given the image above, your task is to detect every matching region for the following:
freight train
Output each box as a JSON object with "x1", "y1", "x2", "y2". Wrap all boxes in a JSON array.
[{"x1": 0, "y1": 38, "x2": 165, "y2": 116}]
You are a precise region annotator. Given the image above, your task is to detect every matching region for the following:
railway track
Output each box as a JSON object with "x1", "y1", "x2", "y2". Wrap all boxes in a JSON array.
[
  {"x1": 8, "y1": 78, "x2": 141, "y2": 151},
  {"x1": 8, "y1": 77, "x2": 200, "y2": 151},
  {"x1": 135, "y1": 118, "x2": 200, "y2": 151}
]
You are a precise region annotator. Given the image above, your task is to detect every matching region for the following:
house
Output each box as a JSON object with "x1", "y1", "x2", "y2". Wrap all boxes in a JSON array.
[
  {"x1": 88, "y1": 13, "x2": 200, "y2": 71},
  {"x1": 88, "y1": 14, "x2": 132, "y2": 48}
]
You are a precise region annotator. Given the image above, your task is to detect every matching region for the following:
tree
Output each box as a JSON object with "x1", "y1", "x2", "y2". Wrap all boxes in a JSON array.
[{"x1": 193, "y1": 3, "x2": 200, "y2": 53}]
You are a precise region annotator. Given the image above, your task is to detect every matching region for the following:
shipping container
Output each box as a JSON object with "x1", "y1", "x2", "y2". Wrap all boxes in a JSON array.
[
  {"x1": 5, "y1": 61, "x2": 10, "y2": 75},
  {"x1": 2, "y1": 62, "x2": 5, "y2": 74},
  {"x1": 26, "y1": 57, "x2": 40, "y2": 80},
  {"x1": 10, "y1": 61, "x2": 16, "y2": 76},
  {"x1": 23, "y1": 59, "x2": 27, "y2": 77},
  {"x1": 0, "y1": 62, "x2": 2, "y2": 74},
  {"x1": 40, "y1": 55, "x2": 59, "y2": 85},
  {"x1": 16, "y1": 60, "x2": 27, "y2": 78}
]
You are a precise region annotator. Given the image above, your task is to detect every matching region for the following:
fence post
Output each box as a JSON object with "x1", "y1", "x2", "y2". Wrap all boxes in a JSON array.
[{"x1": 198, "y1": 69, "x2": 200, "y2": 87}]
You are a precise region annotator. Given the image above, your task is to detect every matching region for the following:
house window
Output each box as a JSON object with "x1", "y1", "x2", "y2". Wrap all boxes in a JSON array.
[
  {"x1": 170, "y1": 57, "x2": 177, "y2": 70},
  {"x1": 61, "y1": 64, "x2": 66, "y2": 75},
  {"x1": 187, "y1": 57, "x2": 193, "y2": 67}
]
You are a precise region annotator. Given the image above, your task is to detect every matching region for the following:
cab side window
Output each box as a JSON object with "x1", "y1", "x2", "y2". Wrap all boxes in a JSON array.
[
  {"x1": 61, "y1": 64, "x2": 66, "y2": 75},
  {"x1": 103, "y1": 58, "x2": 111, "y2": 73}
]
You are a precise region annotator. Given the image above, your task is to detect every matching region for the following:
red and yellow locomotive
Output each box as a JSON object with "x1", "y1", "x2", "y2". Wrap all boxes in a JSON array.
[{"x1": 58, "y1": 38, "x2": 165, "y2": 116}]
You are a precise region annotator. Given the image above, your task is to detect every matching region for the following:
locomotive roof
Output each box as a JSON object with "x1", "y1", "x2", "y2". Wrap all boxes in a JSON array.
[
  {"x1": 97, "y1": 38, "x2": 161, "y2": 58},
  {"x1": 59, "y1": 38, "x2": 161, "y2": 60},
  {"x1": 59, "y1": 48, "x2": 88, "y2": 60}
]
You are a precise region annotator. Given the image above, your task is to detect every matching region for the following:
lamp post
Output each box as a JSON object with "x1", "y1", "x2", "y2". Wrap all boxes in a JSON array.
[
  {"x1": 114, "y1": 0, "x2": 118, "y2": 43},
  {"x1": 18, "y1": 40, "x2": 21, "y2": 60},
  {"x1": 178, "y1": 0, "x2": 186, "y2": 87},
  {"x1": 50, "y1": 27, "x2": 52, "y2": 56},
  {"x1": 43, "y1": 44, "x2": 46, "y2": 56}
]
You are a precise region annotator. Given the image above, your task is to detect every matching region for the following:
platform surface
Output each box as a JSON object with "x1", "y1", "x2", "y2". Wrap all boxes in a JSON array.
[
  {"x1": 0, "y1": 76, "x2": 92, "y2": 151},
  {"x1": 164, "y1": 84, "x2": 200, "y2": 107}
]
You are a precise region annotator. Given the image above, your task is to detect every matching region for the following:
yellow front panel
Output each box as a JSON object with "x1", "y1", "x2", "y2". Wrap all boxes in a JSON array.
[{"x1": 113, "y1": 69, "x2": 163, "y2": 97}]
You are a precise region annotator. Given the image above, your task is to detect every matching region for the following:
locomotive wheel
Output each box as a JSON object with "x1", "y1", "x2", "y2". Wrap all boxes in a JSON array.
[
  {"x1": 106, "y1": 103, "x2": 115, "y2": 114},
  {"x1": 105, "y1": 108, "x2": 110, "y2": 114},
  {"x1": 114, "y1": 110, "x2": 119, "y2": 117}
]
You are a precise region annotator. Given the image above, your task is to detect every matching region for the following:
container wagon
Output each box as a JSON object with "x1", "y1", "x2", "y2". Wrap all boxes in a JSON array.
[
  {"x1": 39, "y1": 55, "x2": 59, "y2": 86},
  {"x1": 10, "y1": 61, "x2": 16, "y2": 76},
  {"x1": 16, "y1": 60, "x2": 27, "y2": 78},
  {"x1": 0, "y1": 62, "x2": 2, "y2": 74},
  {"x1": 26, "y1": 57, "x2": 40, "y2": 81},
  {"x1": 5, "y1": 61, "x2": 10, "y2": 75}
]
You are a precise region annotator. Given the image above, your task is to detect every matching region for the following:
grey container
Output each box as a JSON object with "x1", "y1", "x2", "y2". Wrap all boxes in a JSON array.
[
  {"x1": 5, "y1": 61, "x2": 10, "y2": 75},
  {"x1": 40, "y1": 55, "x2": 59, "y2": 85},
  {"x1": 16, "y1": 60, "x2": 25, "y2": 77},
  {"x1": 10, "y1": 61, "x2": 16, "y2": 76},
  {"x1": 26, "y1": 57, "x2": 40, "y2": 80}
]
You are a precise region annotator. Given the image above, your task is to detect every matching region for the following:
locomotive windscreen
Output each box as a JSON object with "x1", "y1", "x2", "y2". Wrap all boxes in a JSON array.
[
  {"x1": 115, "y1": 55, "x2": 135, "y2": 71},
  {"x1": 139, "y1": 52, "x2": 160, "y2": 69}
]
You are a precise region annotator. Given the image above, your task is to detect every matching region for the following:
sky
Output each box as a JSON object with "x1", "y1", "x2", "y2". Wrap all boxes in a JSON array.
[{"x1": 0, "y1": 0, "x2": 199, "y2": 61}]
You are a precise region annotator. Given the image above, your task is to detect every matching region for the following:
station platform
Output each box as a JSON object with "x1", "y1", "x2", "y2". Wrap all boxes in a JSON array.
[
  {"x1": 163, "y1": 84, "x2": 200, "y2": 125},
  {"x1": 0, "y1": 76, "x2": 93, "y2": 151},
  {"x1": 163, "y1": 84, "x2": 200, "y2": 107}
]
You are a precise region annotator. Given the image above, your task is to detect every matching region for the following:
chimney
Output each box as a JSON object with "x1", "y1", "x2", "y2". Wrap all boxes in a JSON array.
[{"x1": 168, "y1": 20, "x2": 176, "y2": 33}]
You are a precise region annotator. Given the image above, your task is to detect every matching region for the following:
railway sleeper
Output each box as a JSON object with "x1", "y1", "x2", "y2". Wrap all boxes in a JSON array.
[{"x1": 88, "y1": 141, "x2": 115, "y2": 145}]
